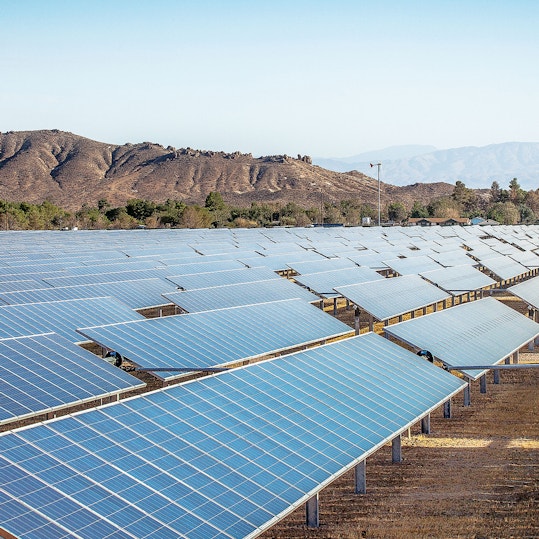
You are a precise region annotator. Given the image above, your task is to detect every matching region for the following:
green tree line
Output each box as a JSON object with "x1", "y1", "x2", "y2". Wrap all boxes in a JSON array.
[{"x1": 0, "y1": 179, "x2": 538, "y2": 230}]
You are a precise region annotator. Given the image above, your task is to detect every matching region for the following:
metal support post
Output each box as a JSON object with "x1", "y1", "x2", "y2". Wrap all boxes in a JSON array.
[{"x1": 355, "y1": 460, "x2": 367, "y2": 494}]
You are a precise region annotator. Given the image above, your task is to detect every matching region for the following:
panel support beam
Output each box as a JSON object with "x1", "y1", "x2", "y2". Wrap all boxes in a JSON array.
[
  {"x1": 305, "y1": 493, "x2": 319, "y2": 528},
  {"x1": 392, "y1": 435, "x2": 402, "y2": 463},
  {"x1": 463, "y1": 382, "x2": 472, "y2": 406},
  {"x1": 421, "y1": 414, "x2": 431, "y2": 434},
  {"x1": 443, "y1": 398, "x2": 452, "y2": 418},
  {"x1": 479, "y1": 374, "x2": 487, "y2": 394},
  {"x1": 354, "y1": 460, "x2": 366, "y2": 494}
]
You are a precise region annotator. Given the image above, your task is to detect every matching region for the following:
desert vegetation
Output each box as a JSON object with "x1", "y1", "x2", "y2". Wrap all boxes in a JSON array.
[{"x1": 1, "y1": 179, "x2": 538, "y2": 230}]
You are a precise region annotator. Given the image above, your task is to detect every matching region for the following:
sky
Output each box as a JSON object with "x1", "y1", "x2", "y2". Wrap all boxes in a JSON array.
[{"x1": 2, "y1": 0, "x2": 538, "y2": 158}]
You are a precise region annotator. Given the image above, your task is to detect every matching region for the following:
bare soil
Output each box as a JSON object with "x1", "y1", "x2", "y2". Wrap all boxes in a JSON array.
[{"x1": 261, "y1": 295, "x2": 539, "y2": 539}]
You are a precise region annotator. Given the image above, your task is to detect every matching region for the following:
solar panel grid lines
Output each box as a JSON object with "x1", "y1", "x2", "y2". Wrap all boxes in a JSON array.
[
  {"x1": 384, "y1": 297, "x2": 539, "y2": 379},
  {"x1": 0, "y1": 297, "x2": 145, "y2": 343},
  {"x1": 77, "y1": 300, "x2": 354, "y2": 379},
  {"x1": 166, "y1": 266, "x2": 281, "y2": 291},
  {"x1": 0, "y1": 333, "x2": 145, "y2": 426},
  {"x1": 508, "y1": 275, "x2": 539, "y2": 309},
  {"x1": 163, "y1": 279, "x2": 320, "y2": 314},
  {"x1": 419, "y1": 265, "x2": 497, "y2": 295},
  {"x1": 335, "y1": 274, "x2": 451, "y2": 322}
]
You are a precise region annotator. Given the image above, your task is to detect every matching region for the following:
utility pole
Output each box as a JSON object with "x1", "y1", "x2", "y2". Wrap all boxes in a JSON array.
[{"x1": 370, "y1": 162, "x2": 382, "y2": 226}]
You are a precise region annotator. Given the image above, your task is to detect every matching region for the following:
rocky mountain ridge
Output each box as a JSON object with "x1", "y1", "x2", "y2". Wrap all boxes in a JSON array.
[{"x1": 0, "y1": 130, "x2": 455, "y2": 211}]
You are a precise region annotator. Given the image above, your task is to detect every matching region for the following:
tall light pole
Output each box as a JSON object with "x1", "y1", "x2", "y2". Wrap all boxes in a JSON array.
[{"x1": 370, "y1": 162, "x2": 382, "y2": 226}]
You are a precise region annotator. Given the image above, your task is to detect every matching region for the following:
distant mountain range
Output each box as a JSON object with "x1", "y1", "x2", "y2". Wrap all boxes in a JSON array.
[{"x1": 314, "y1": 142, "x2": 539, "y2": 190}]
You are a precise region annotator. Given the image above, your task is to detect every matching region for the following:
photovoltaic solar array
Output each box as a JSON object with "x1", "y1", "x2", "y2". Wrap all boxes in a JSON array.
[
  {"x1": 507, "y1": 275, "x2": 539, "y2": 309},
  {"x1": 335, "y1": 274, "x2": 451, "y2": 322},
  {"x1": 0, "y1": 297, "x2": 145, "y2": 343},
  {"x1": 382, "y1": 255, "x2": 443, "y2": 276},
  {"x1": 384, "y1": 297, "x2": 539, "y2": 379},
  {"x1": 419, "y1": 265, "x2": 497, "y2": 295},
  {"x1": 0, "y1": 332, "x2": 145, "y2": 426},
  {"x1": 293, "y1": 267, "x2": 384, "y2": 298},
  {"x1": 477, "y1": 256, "x2": 531, "y2": 281},
  {"x1": 77, "y1": 299, "x2": 353, "y2": 379},
  {"x1": 163, "y1": 278, "x2": 320, "y2": 313},
  {"x1": 167, "y1": 266, "x2": 280, "y2": 290},
  {"x1": 0, "y1": 278, "x2": 178, "y2": 310},
  {"x1": 0, "y1": 332, "x2": 466, "y2": 539}
]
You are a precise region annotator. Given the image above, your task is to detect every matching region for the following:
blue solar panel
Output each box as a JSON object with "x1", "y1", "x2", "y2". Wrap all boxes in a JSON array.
[
  {"x1": 163, "y1": 279, "x2": 320, "y2": 313},
  {"x1": 0, "y1": 333, "x2": 145, "y2": 425},
  {"x1": 293, "y1": 266, "x2": 385, "y2": 298},
  {"x1": 336, "y1": 274, "x2": 451, "y2": 321},
  {"x1": 0, "y1": 278, "x2": 178, "y2": 310},
  {"x1": 77, "y1": 299, "x2": 353, "y2": 379},
  {"x1": 0, "y1": 297, "x2": 145, "y2": 343},
  {"x1": 384, "y1": 297, "x2": 539, "y2": 379},
  {"x1": 167, "y1": 266, "x2": 280, "y2": 290},
  {"x1": 0, "y1": 332, "x2": 465, "y2": 539}
]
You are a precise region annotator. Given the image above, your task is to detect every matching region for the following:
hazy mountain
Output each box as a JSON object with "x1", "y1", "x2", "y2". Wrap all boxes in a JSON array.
[
  {"x1": 0, "y1": 130, "x2": 454, "y2": 211},
  {"x1": 315, "y1": 145, "x2": 437, "y2": 171},
  {"x1": 315, "y1": 142, "x2": 539, "y2": 190}
]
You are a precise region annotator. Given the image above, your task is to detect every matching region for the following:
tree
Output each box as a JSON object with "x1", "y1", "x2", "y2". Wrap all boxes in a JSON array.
[
  {"x1": 427, "y1": 197, "x2": 461, "y2": 218},
  {"x1": 125, "y1": 199, "x2": 156, "y2": 221},
  {"x1": 487, "y1": 201, "x2": 520, "y2": 224},
  {"x1": 490, "y1": 181, "x2": 501, "y2": 203},
  {"x1": 204, "y1": 191, "x2": 225, "y2": 212},
  {"x1": 387, "y1": 202, "x2": 407, "y2": 223},
  {"x1": 451, "y1": 180, "x2": 477, "y2": 215},
  {"x1": 410, "y1": 201, "x2": 429, "y2": 218},
  {"x1": 508, "y1": 178, "x2": 525, "y2": 204}
]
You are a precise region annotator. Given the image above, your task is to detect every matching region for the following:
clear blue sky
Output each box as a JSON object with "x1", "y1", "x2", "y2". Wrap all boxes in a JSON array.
[{"x1": 2, "y1": 0, "x2": 538, "y2": 157}]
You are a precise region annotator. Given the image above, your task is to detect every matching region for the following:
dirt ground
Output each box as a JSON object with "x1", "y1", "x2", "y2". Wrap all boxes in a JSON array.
[{"x1": 260, "y1": 295, "x2": 539, "y2": 539}]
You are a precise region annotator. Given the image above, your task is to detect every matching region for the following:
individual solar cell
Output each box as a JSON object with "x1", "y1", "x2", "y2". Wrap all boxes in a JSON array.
[
  {"x1": 293, "y1": 267, "x2": 385, "y2": 298},
  {"x1": 167, "y1": 266, "x2": 280, "y2": 290},
  {"x1": 0, "y1": 297, "x2": 145, "y2": 343},
  {"x1": 477, "y1": 256, "x2": 531, "y2": 281},
  {"x1": 384, "y1": 296, "x2": 539, "y2": 379},
  {"x1": 508, "y1": 275, "x2": 539, "y2": 309},
  {"x1": 335, "y1": 274, "x2": 451, "y2": 322},
  {"x1": 163, "y1": 278, "x2": 320, "y2": 313},
  {"x1": 0, "y1": 278, "x2": 178, "y2": 310},
  {"x1": 286, "y1": 257, "x2": 358, "y2": 275},
  {"x1": 382, "y1": 255, "x2": 443, "y2": 275},
  {"x1": 0, "y1": 332, "x2": 465, "y2": 539},
  {"x1": 0, "y1": 332, "x2": 145, "y2": 425},
  {"x1": 419, "y1": 265, "x2": 497, "y2": 295},
  {"x1": 77, "y1": 299, "x2": 353, "y2": 379}
]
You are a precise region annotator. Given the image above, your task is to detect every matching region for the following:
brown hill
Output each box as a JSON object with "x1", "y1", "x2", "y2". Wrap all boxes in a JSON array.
[{"x1": 0, "y1": 130, "x2": 454, "y2": 211}]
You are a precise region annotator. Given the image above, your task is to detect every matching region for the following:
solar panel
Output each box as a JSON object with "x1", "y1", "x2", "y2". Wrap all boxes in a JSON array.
[
  {"x1": 335, "y1": 274, "x2": 451, "y2": 322},
  {"x1": 162, "y1": 259, "x2": 247, "y2": 275},
  {"x1": 286, "y1": 257, "x2": 358, "y2": 275},
  {"x1": 163, "y1": 278, "x2": 320, "y2": 313},
  {"x1": 477, "y1": 256, "x2": 531, "y2": 281},
  {"x1": 384, "y1": 297, "x2": 539, "y2": 379},
  {"x1": 77, "y1": 299, "x2": 353, "y2": 380},
  {"x1": 239, "y1": 251, "x2": 327, "y2": 271},
  {"x1": 43, "y1": 268, "x2": 167, "y2": 287},
  {"x1": 293, "y1": 266, "x2": 385, "y2": 298},
  {"x1": 167, "y1": 266, "x2": 280, "y2": 290},
  {"x1": 0, "y1": 332, "x2": 465, "y2": 539},
  {"x1": 0, "y1": 297, "x2": 145, "y2": 343},
  {"x1": 0, "y1": 278, "x2": 178, "y2": 310},
  {"x1": 419, "y1": 265, "x2": 497, "y2": 295},
  {"x1": 382, "y1": 255, "x2": 443, "y2": 275},
  {"x1": 0, "y1": 279, "x2": 50, "y2": 293},
  {"x1": 507, "y1": 275, "x2": 539, "y2": 310},
  {"x1": 0, "y1": 332, "x2": 145, "y2": 426}
]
